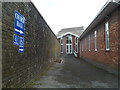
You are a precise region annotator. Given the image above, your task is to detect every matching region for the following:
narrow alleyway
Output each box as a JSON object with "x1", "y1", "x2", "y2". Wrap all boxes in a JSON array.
[{"x1": 29, "y1": 54, "x2": 118, "y2": 88}]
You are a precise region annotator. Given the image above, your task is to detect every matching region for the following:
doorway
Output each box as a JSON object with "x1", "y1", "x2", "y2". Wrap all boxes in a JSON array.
[{"x1": 66, "y1": 35, "x2": 72, "y2": 54}]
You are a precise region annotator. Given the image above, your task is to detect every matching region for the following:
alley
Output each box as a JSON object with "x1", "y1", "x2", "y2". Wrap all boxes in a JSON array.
[
  {"x1": 1, "y1": 1, "x2": 120, "y2": 89},
  {"x1": 29, "y1": 55, "x2": 118, "y2": 88}
]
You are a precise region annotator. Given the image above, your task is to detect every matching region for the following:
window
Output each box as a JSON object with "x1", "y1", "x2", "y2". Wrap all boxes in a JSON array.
[
  {"x1": 88, "y1": 34, "x2": 90, "y2": 51},
  {"x1": 66, "y1": 37, "x2": 69, "y2": 44},
  {"x1": 70, "y1": 45, "x2": 72, "y2": 52},
  {"x1": 61, "y1": 45, "x2": 63, "y2": 53},
  {"x1": 83, "y1": 41, "x2": 84, "y2": 51},
  {"x1": 80, "y1": 43, "x2": 82, "y2": 57},
  {"x1": 75, "y1": 45, "x2": 78, "y2": 52},
  {"x1": 60, "y1": 38, "x2": 63, "y2": 53},
  {"x1": 105, "y1": 22, "x2": 110, "y2": 50},
  {"x1": 60, "y1": 38, "x2": 63, "y2": 44},
  {"x1": 94, "y1": 30, "x2": 97, "y2": 51},
  {"x1": 75, "y1": 37, "x2": 78, "y2": 53},
  {"x1": 82, "y1": 43, "x2": 83, "y2": 51},
  {"x1": 66, "y1": 36, "x2": 72, "y2": 44},
  {"x1": 75, "y1": 37, "x2": 78, "y2": 43}
]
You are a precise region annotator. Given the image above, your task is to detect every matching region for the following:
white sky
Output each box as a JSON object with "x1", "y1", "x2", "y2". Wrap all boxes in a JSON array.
[{"x1": 32, "y1": 0, "x2": 108, "y2": 34}]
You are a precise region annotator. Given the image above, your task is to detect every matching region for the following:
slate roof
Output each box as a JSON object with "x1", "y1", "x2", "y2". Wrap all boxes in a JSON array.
[{"x1": 57, "y1": 26, "x2": 84, "y2": 37}]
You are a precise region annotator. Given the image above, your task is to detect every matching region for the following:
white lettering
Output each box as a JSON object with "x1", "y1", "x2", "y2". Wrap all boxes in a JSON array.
[
  {"x1": 15, "y1": 12, "x2": 25, "y2": 23},
  {"x1": 17, "y1": 21, "x2": 23, "y2": 29}
]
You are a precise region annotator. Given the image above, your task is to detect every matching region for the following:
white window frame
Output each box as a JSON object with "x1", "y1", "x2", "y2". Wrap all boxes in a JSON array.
[
  {"x1": 94, "y1": 30, "x2": 97, "y2": 51},
  {"x1": 88, "y1": 34, "x2": 91, "y2": 51},
  {"x1": 60, "y1": 38, "x2": 63, "y2": 44},
  {"x1": 66, "y1": 35, "x2": 72, "y2": 54},
  {"x1": 105, "y1": 22, "x2": 110, "y2": 51},
  {"x1": 60, "y1": 38, "x2": 63, "y2": 53},
  {"x1": 75, "y1": 37, "x2": 78, "y2": 53},
  {"x1": 80, "y1": 43, "x2": 82, "y2": 57},
  {"x1": 83, "y1": 41, "x2": 84, "y2": 51}
]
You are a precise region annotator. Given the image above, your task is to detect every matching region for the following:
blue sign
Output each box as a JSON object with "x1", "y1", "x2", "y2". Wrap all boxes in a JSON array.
[
  {"x1": 19, "y1": 37, "x2": 24, "y2": 46},
  {"x1": 19, "y1": 46, "x2": 24, "y2": 53},
  {"x1": 14, "y1": 11, "x2": 25, "y2": 36},
  {"x1": 18, "y1": 37, "x2": 24, "y2": 53},
  {"x1": 13, "y1": 35, "x2": 19, "y2": 46}
]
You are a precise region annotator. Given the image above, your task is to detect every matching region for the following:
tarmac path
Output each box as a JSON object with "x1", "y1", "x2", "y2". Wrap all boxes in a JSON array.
[{"x1": 30, "y1": 54, "x2": 118, "y2": 88}]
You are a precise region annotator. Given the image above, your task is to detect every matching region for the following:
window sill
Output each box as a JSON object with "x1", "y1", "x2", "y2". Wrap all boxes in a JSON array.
[
  {"x1": 95, "y1": 49, "x2": 97, "y2": 52},
  {"x1": 105, "y1": 49, "x2": 110, "y2": 52}
]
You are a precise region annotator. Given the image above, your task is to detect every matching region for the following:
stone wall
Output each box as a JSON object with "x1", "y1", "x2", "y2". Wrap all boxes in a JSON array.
[{"x1": 2, "y1": 2, "x2": 60, "y2": 88}]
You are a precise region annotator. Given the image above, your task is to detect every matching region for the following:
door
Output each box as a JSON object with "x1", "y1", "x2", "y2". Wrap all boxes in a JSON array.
[
  {"x1": 66, "y1": 35, "x2": 72, "y2": 54},
  {"x1": 66, "y1": 44, "x2": 72, "y2": 54}
]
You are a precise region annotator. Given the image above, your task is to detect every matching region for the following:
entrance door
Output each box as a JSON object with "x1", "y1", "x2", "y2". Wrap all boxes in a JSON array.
[
  {"x1": 66, "y1": 44, "x2": 72, "y2": 54},
  {"x1": 66, "y1": 35, "x2": 72, "y2": 54}
]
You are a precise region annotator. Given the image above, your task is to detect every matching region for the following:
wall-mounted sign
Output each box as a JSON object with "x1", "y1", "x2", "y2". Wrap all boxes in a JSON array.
[
  {"x1": 19, "y1": 37, "x2": 24, "y2": 46},
  {"x1": 19, "y1": 46, "x2": 24, "y2": 53},
  {"x1": 13, "y1": 10, "x2": 25, "y2": 53},
  {"x1": 18, "y1": 37, "x2": 24, "y2": 53},
  {"x1": 14, "y1": 11, "x2": 25, "y2": 36},
  {"x1": 13, "y1": 35, "x2": 19, "y2": 46}
]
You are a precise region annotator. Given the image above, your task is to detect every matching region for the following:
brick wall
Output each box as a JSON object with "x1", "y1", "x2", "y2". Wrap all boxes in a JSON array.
[
  {"x1": 2, "y1": 2, "x2": 60, "y2": 88},
  {"x1": 0, "y1": 2, "x2": 2, "y2": 90},
  {"x1": 118, "y1": 6, "x2": 120, "y2": 69},
  {"x1": 72, "y1": 36, "x2": 75, "y2": 52},
  {"x1": 79, "y1": 7, "x2": 119, "y2": 70},
  {"x1": 63, "y1": 36, "x2": 66, "y2": 53}
]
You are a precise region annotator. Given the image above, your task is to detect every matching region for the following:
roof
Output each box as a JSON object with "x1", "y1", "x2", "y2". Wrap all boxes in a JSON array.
[
  {"x1": 57, "y1": 26, "x2": 84, "y2": 37},
  {"x1": 79, "y1": 0, "x2": 120, "y2": 40},
  {"x1": 57, "y1": 32, "x2": 80, "y2": 39}
]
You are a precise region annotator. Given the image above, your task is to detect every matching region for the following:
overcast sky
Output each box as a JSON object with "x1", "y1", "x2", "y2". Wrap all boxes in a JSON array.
[{"x1": 32, "y1": 0, "x2": 108, "y2": 34}]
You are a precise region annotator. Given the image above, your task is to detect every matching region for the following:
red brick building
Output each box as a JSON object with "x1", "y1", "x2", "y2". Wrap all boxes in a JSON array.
[
  {"x1": 58, "y1": 32, "x2": 79, "y2": 54},
  {"x1": 78, "y1": 0, "x2": 120, "y2": 73},
  {"x1": 57, "y1": 27, "x2": 84, "y2": 54}
]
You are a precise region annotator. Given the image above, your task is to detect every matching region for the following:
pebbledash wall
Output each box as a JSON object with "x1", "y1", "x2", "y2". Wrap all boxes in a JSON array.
[
  {"x1": 78, "y1": 1, "x2": 120, "y2": 74},
  {"x1": 2, "y1": 1, "x2": 60, "y2": 88}
]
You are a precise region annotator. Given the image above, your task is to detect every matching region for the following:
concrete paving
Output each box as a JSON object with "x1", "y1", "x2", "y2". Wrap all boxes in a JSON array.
[{"x1": 31, "y1": 54, "x2": 118, "y2": 88}]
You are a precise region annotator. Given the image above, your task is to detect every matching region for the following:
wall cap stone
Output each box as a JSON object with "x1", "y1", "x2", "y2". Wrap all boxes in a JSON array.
[{"x1": 0, "y1": 0, "x2": 31, "y2": 2}]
